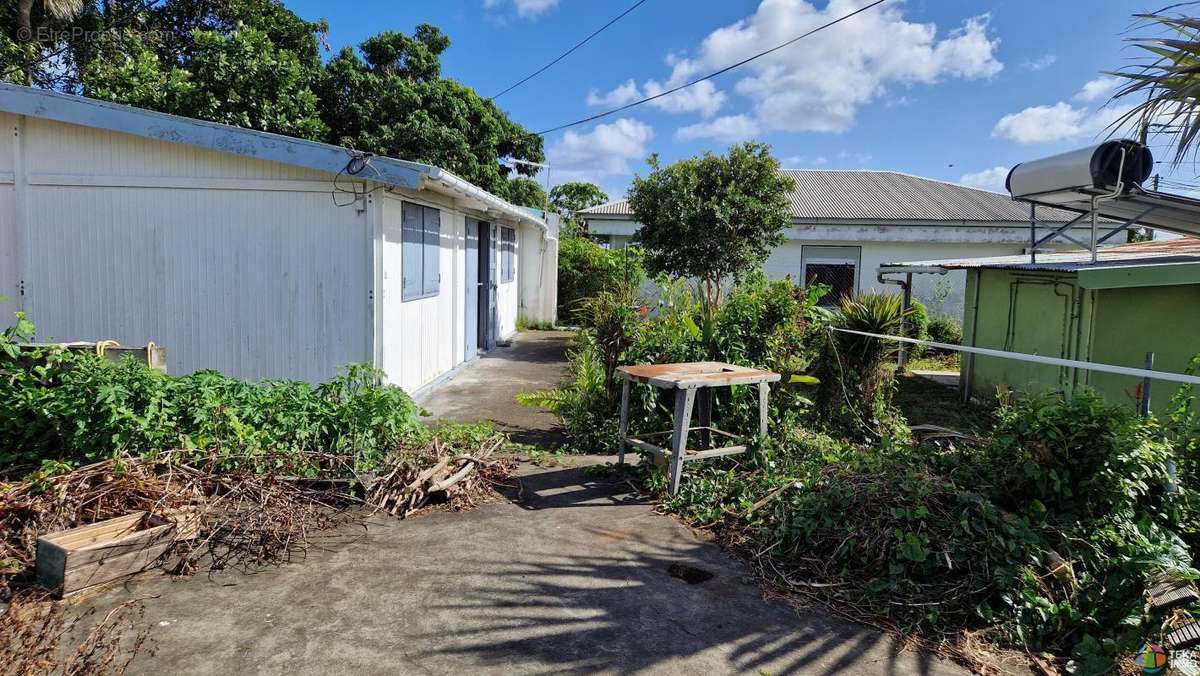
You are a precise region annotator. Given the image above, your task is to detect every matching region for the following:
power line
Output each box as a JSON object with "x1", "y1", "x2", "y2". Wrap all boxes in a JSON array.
[
  {"x1": 535, "y1": 0, "x2": 889, "y2": 136},
  {"x1": 490, "y1": 0, "x2": 650, "y2": 101}
]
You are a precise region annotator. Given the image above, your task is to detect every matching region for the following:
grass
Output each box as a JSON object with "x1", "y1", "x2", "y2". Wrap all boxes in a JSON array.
[
  {"x1": 893, "y1": 372, "x2": 994, "y2": 433},
  {"x1": 906, "y1": 351, "x2": 960, "y2": 372}
]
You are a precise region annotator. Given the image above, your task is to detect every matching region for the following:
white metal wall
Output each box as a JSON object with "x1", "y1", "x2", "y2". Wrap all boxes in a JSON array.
[
  {"x1": 0, "y1": 113, "x2": 19, "y2": 307},
  {"x1": 5, "y1": 115, "x2": 371, "y2": 382},
  {"x1": 517, "y1": 216, "x2": 558, "y2": 327},
  {"x1": 498, "y1": 226, "x2": 519, "y2": 339},
  {"x1": 376, "y1": 191, "x2": 537, "y2": 392},
  {"x1": 379, "y1": 193, "x2": 465, "y2": 392}
]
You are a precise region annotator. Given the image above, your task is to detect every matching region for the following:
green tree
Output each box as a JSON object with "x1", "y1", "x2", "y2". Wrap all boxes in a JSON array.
[
  {"x1": 316, "y1": 24, "x2": 544, "y2": 203},
  {"x1": 84, "y1": 24, "x2": 327, "y2": 140},
  {"x1": 1, "y1": 4, "x2": 544, "y2": 202},
  {"x1": 506, "y1": 176, "x2": 546, "y2": 209},
  {"x1": 627, "y1": 142, "x2": 793, "y2": 313},
  {"x1": 549, "y1": 181, "x2": 608, "y2": 235},
  {"x1": 1111, "y1": 5, "x2": 1200, "y2": 165}
]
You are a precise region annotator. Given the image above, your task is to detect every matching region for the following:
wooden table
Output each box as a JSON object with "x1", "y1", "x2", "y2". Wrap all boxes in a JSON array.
[{"x1": 616, "y1": 361, "x2": 781, "y2": 494}]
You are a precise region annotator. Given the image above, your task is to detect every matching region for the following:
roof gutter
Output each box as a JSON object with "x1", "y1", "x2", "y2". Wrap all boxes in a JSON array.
[{"x1": 422, "y1": 168, "x2": 552, "y2": 240}]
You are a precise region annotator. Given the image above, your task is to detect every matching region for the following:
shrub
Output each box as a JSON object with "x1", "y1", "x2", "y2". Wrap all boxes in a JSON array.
[
  {"x1": 655, "y1": 390, "x2": 1191, "y2": 673},
  {"x1": 904, "y1": 298, "x2": 930, "y2": 357},
  {"x1": 557, "y1": 235, "x2": 645, "y2": 325},
  {"x1": 814, "y1": 292, "x2": 912, "y2": 441},
  {"x1": 523, "y1": 274, "x2": 821, "y2": 453},
  {"x1": 0, "y1": 317, "x2": 424, "y2": 474},
  {"x1": 927, "y1": 314, "x2": 963, "y2": 348}
]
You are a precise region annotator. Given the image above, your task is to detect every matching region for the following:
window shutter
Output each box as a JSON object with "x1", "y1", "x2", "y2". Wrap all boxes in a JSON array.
[
  {"x1": 401, "y1": 202, "x2": 424, "y2": 301},
  {"x1": 422, "y1": 206, "x2": 441, "y2": 296}
]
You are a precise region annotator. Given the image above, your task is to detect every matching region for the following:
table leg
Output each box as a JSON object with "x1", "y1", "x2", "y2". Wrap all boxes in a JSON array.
[
  {"x1": 697, "y1": 388, "x2": 712, "y2": 450},
  {"x1": 758, "y1": 382, "x2": 770, "y2": 440},
  {"x1": 669, "y1": 388, "x2": 696, "y2": 495},
  {"x1": 618, "y1": 377, "x2": 631, "y2": 465}
]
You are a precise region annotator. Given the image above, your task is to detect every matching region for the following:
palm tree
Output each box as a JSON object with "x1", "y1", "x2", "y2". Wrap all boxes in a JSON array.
[
  {"x1": 16, "y1": 0, "x2": 85, "y2": 84},
  {"x1": 1111, "y1": 3, "x2": 1200, "y2": 166}
]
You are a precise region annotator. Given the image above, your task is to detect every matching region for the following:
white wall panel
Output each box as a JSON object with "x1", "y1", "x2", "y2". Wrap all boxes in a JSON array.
[
  {"x1": 380, "y1": 195, "x2": 463, "y2": 392},
  {"x1": 24, "y1": 184, "x2": 369, "y2": 381}
]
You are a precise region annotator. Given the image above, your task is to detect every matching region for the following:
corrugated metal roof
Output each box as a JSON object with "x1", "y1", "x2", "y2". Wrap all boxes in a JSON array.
[
  {"x1": 882, "y1": 236, "x2": 1200, "y2": 272},
  {"x1": 581, "y1": 170, "x2": 1081, "y2": 223}
]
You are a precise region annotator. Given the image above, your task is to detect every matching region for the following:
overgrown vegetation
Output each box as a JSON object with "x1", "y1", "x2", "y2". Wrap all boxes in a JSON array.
[
  {"x1": 627, "y1": 142, "x2": 795, "y2": 314},
  {"x1": 524, "y1": 264, "x2": 1200, "y2": 671},
  {"x1": 0, "y1": 313, "x2": 517, "y2": 669}
]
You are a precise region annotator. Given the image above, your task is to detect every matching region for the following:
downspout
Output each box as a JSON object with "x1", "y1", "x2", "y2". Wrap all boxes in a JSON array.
[{"x1": 877, "y1": 269, "x2": 948, "y2": 368}]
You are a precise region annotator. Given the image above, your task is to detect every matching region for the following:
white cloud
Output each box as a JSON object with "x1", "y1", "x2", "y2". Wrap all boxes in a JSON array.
[
  {"x1": 1074, "y1": 76, "x2": 1121, "y2": 103},
  {"x1": 993, "y1": 101, "x2": 1132, "y2": 144},
  {"x1": 959, "y1": 166, "x2": 1010, "y2": 192},
  {"x1": 675, "y1": 114, "x2": 759, "y2": 142},
  {"x1": 484, "y1": 0, "x2": 558, "y2": 18},
  {"x1": 547, "y1": 118, "x2": 654, "y2": 184},
  {"x1": 586, "y1": 80, "x2": 640, "y2": 107},
  {"x1": 1022, "y1": 54, "x2": 1056, "y2": 71},
  {"x1": 702, "y1": 1, "x2": 1001, "y2": 132},
  {"x1": 782, "y1": 154, "x2": 828, "y2": 167},
  {"x1": 587, "y1": 56, "x2": 726, "y2": 117},
  {"x1": 586, "y1": 1, "x2": 1000, "y2": 133},
  {"x1": 837, "y1": 150, "x2": 872, "y2": 164}
]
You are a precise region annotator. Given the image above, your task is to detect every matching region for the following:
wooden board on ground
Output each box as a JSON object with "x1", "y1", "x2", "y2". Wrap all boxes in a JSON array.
[{"x1": 36, "y1": 511, "x2": 175, "y2": 596}]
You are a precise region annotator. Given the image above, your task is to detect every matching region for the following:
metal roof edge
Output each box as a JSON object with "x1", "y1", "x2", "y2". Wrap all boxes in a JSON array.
[{"x1": 0, "y1": 83, "x2": 547, "y2": 233}]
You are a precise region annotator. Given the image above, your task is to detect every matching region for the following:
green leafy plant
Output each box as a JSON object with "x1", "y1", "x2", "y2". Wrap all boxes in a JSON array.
[
  {"x1": 0, "y1": 317, "x2": 425, "y2": 475},
  {"x1": 815, "y1": 292, "x2": 913, "y2": 441},
  {"x1": 627, "y1": 142, "x2": 794, "y2": 315}
]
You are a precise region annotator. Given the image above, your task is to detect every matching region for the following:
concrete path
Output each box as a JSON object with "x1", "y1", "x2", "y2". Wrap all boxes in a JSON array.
[
  {"x1": 72, "y1": 331, "x2": 967, "y2": 675},
  {"x1": 419, "y1": 330, "x2": 574, "y2": 447}
]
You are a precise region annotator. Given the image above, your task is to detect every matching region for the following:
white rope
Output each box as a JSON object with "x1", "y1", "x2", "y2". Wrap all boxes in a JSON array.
[{"x1": 830, "y1": 328, "x2": 1200, "y2": 386}]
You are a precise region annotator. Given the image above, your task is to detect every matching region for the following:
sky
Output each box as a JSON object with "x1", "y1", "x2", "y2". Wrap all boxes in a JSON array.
[{"x1": 286, "y1": 0, "x2": 1191, "y2": 202}]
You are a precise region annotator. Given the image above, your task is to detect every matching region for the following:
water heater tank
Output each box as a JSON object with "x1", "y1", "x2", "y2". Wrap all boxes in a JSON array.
[{"x1": 1005, "y1": 139, "x2": 1154, "y2": 203}]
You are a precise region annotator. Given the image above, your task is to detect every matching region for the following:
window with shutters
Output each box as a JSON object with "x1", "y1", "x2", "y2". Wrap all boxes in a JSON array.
[
  {"x1": 401, "y1": 202, "x2": 441, "y2": 301},
  {"x1": 501, "y1": 226, "x2": 516, "y2": 283}
]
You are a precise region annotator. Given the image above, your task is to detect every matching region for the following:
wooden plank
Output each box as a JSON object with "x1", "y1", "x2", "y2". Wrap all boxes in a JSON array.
[
  {"x1": 60, "y1": 539, "x2": 172, "y2": 596},
  {"x1": 626, "y1": 438, "x2": 666, "y2": 456},
  {"x1": 618, "y1": 377, "x2": 631, "y2": 465},
  {"x1": 758, "y1": 381, "x2": 770, "y2": 439},
  {"x1": 669, "y1": 388, "x2": 696, "y2": 495},
  {"x1": 683, "y1": 445, "x2": 748, "y2": 461},
  {"x1": 42, "y1": 512, "x2": 144, "y2": 549},
  {"x1": 36, "y1": 512, "x2": 176, "y2": 596}
]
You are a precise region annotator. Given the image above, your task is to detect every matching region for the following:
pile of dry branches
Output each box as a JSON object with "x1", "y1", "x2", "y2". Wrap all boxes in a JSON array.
[
  {"x1": 0, "y1": 592, "x2": 150, "y2": 676},
  {"x1": 367, "y1": 436, "x2": 513, "y2": 517},
  {"x1": 0, "y1": 436, "x2": 516, "y2": 599}
]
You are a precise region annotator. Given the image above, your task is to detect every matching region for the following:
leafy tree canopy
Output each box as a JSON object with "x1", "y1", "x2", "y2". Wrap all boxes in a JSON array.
[
  {"x1": 549, "y1": 181, "x2": 608, "y2": 235},
  {"x1": 1, "y1": 0, "x2": 544, "y2": 203},
  {"x1": 505, "y1": 176, "x2": 546, "y2": 209},
  {"x1": 627, "y1": 142, "x2": 794, "y2": 311}
]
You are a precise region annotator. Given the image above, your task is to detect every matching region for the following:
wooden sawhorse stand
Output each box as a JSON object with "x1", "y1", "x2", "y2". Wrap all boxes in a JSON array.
[{"x1": 616, "y1": 362, "x2": 781, "y2": 494}]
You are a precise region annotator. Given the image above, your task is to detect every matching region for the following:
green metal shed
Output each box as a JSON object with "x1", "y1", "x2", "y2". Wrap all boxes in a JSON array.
[{"x1": 885, "y1": 238, "x2": 1200, "y2": 412}]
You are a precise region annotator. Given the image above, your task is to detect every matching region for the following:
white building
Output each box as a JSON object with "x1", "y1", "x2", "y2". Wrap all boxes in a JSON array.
[
  {"x1": 581, "y1": 170, "x2": 1084, "y2": 317},
  {"x1": 0, "y1": 84, "x2": 557, "y2": 393}
]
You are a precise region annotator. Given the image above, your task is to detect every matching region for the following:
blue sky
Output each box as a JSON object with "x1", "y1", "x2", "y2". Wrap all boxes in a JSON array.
[{"x1": 288, "y1": 0, "x2": 1185, "y2": 201}]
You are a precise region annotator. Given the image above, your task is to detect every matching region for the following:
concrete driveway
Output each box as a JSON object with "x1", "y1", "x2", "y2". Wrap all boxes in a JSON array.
[{"x1": 72, "y1": 330, "x2": 967, "y2": 675}]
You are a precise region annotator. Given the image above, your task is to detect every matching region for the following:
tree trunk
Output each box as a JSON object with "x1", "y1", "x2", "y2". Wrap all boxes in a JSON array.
[{"x1": 17, "y1": 0, "x2": 36, "y2": 85}]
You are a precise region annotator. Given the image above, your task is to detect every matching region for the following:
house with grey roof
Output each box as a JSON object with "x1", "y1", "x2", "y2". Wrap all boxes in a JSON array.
[
  {"x1": 0, "y1": 83, "x2": 558, "y2": 391},
  {"x1": 581, "y1": 170, "x2": 1086, "y2": 316}
]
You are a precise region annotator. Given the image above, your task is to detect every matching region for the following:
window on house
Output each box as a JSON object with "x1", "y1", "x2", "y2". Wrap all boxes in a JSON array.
[
  {"x1": 501, "y1": 226, "x2": 516, "y2": 283},
  {"x1": 801, "y1": 245, "x2": 860, "y2": 307},
  {"x1": 401, "y1": 202, "x2": 441, "y2": 301}
]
